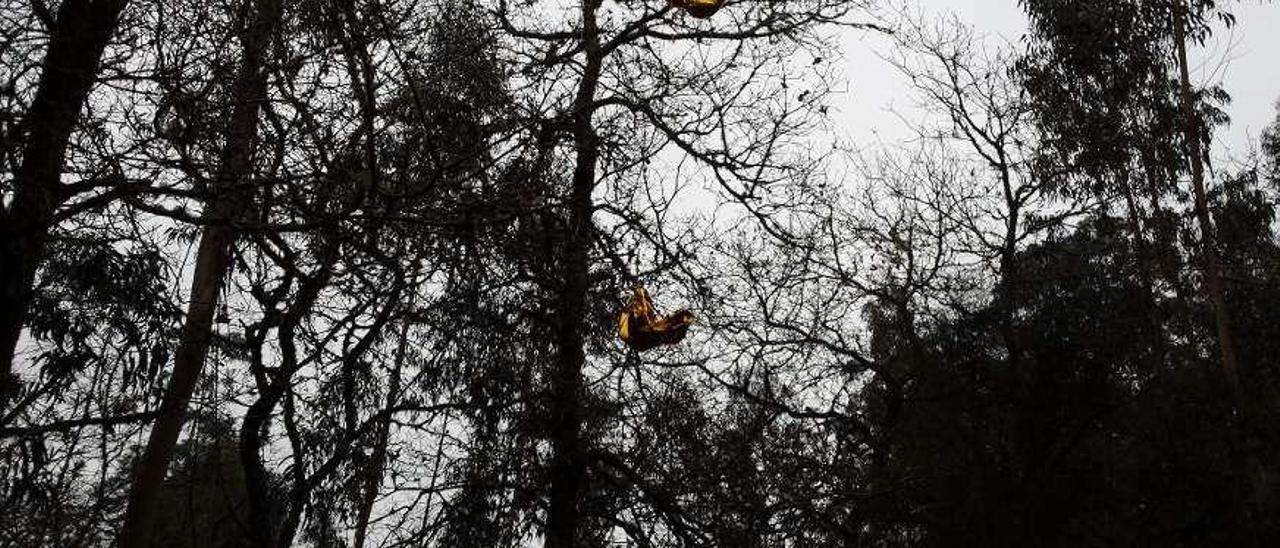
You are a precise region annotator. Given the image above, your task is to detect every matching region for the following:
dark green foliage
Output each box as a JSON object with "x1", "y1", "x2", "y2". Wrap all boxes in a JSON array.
[
  {"x1": 854, "y1": 212, "x2": 1274, "y2": 545},
  {"x1": 1017, "y1": 0, "x2": 1231, "y2": 200},
  {"x1": 3, "y1": 1, "x2": 1279, "y2": 547},
  {"x1": 25, "y1": 230, "x2": 179, "y2": 393},
  {"x1": 1265, "y1": 108, "x2": 1280, "y2": 187}
]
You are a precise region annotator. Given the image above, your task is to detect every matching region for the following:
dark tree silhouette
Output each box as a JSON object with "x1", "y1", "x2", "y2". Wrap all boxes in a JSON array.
[
  {"x1": 0, "y1": 0, "x2": 130, "y2": 399},
  {"x1": 1, "y1": 1, "x2": 1278, "y2": 547}
]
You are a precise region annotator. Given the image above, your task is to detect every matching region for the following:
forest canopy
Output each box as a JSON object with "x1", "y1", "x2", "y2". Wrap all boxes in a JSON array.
[{"x1": 1, "y1": 0, "x2": 1278, "y2": 546}]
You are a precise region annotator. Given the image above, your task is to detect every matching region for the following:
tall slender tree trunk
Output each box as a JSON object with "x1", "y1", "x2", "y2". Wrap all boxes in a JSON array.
[
  {"x1": 544, "y1": 2, "x2": 604, "y2": 547},
  {"x1": 117, "y1": 0, "x2": 281, "y2": 545},
  {"x1": 995, "y1": 162, "x2": 1022, "y2": 369},
  {"x1": 1172, "y1": 1, "x2": 1270, "y2": 519},
  {"x1": 0, "y1": 0, "x2": 129, "y2": 400},
  {"x1": 1172, "y1": 3, "x2": 1242, "y2": 410}
]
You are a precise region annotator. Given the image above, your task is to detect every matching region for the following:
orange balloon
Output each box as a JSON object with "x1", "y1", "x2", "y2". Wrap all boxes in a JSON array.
[
  {"x1": 618, "y1": 286, "x2": 695, "y2": 351},
  {"x1": 668, "y1": 0, "x2": 726, "y2": 19}
]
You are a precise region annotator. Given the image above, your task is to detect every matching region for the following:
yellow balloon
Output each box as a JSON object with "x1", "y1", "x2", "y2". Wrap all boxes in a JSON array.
[{"x1": 618, "y1": 285, "x2": 695, "y2": 351}]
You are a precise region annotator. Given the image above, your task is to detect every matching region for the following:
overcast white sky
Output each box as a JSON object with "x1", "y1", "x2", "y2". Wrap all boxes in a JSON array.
[{"x1": 836, "y1": 0, "x2": 1280, "y2": 164}]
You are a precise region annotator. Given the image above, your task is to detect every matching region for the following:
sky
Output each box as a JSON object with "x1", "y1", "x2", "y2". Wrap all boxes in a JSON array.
[{"x1": 835, "y1": 0, "x2": 1280, "y2": 165}]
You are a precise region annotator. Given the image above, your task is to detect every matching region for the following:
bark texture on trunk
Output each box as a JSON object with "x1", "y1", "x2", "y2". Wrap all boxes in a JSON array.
[
  {"x1": 117, "y1": 0, "x2": 281, "y2": 545},
  {"x1": 0, "y1": 0, "x2": 129, "y2": 399}
]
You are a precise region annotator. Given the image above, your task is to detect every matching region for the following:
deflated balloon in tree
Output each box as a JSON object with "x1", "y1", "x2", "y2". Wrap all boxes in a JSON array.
[
  {"x1": 668, "y1": 0, "x2": 726, "y2": 19},
  {"x1": 618, "y1": 285, "x2": 695, "y2": 351}
]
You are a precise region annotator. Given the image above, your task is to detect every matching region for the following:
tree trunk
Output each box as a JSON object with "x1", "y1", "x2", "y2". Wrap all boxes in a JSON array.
[
  {"x1": 1172, "y1": 0, "x2": 1270, "y2": 520},
  {"x1": 239, "y1": 382, "x2": 285, "y2": 548},
  {"x1": 239, "y1": 265, "x2": 330, "y2": 548},
  {"x1": 275, "y1": 386, "x2": 309, "y2": 548},
  {"x1": 118, "y1": 221, "x2": 237, "y2": 548},
  {"x1": 996, "y1": 161, "x2": 1021, "y2": 369},
  {"x1": 117, "y1": 0, "x2": 281, "y2": 545},
  {"x1": 1173, "y1": 2, "x2": 1242, "y2": 411},
  {"x1": 0, "y1": 0, "x2": 129, "y2": 400},
  {"x1": 544, "y1": 3, "x2": 604, "y2": 547}
]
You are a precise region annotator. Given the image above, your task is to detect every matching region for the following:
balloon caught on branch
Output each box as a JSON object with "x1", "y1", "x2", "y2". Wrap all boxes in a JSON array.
[
  {"x1": 618, "y1": 285, "x2": 695, "y2": 351},
  {"x1": 668, "y1": 0, "x2": 727, "y2": 19}
]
